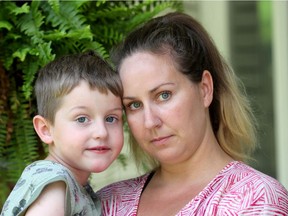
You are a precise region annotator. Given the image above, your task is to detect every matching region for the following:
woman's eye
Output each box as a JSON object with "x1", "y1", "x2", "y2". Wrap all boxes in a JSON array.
[
  {"x1": 128, "y1": 102, "x2": 142, "y2": 110},
  {"x1": 106, "y1": 116, "x2": 117, "y2": 123},
  {"x1": 76, "y1": 116, "x2": 88, "y2": 123},
  {"x1": 159, "y1": 91, "x2": 171, "y2": 101}
]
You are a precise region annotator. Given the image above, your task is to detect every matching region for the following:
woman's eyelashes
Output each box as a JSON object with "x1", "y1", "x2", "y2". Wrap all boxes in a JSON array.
[
  {"x1": 127, "y1": 101, "x2": 142, "y2": 111},
  {"x1": 158, "y1": 91, "x2": 171, "y2": 101},
  {"x1": 125, "y1": 91, "x2": 172, "y2": 111}
]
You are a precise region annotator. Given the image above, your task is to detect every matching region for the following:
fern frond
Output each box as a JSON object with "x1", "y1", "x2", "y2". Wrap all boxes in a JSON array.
[
  {"x1": 17, "y1": 2, "x2": 44, "y2": 44},
  {"x1": 12, "y1": 47, "x2": 31, "y2": 62},
  {"x1": 66, "y1": 25, "x2": 93, "y2": 40},
  {"x1": 119, "y1": 1, "x2": 182, "y2": 32},
  {"x1": 95, "y1": 25, "x2": 124, "y2": 47},
  {"x1": 9, "y1": 2, "x2": 30, "y2": 15},
  {"x1": 35, "y1": 41, "x2": 55, "y2": 66},
  {"x1": 43, "y1": 1, "x2": 87, "y2": 31},
  {"x1": 47, "y1": 0, "x2": 60, "y2": 13},
  {"x1": 43, "y1": 26, "x2": 93, "y2": 41},
  {"x1": 0, "y1": 113, "x2": 7, "y2": 157},
  {"x1": 12, "y1": 41, "x2": 55, "y2": 99},
  {"x1": 87, "y1": 4, "x2": 130, "y2": 20},
  {"x1": 80, "y1": 41, "x2": 109, "y2": 59},
  {"x1": 21, "y1": 57, "x2": 40, "y2": 100},
  {"x1": 6, "y1": 92, "x2": 38, "y2": 182},
  {"x1": 0, "y1": 21, "x2": 13, "y2": 31}
]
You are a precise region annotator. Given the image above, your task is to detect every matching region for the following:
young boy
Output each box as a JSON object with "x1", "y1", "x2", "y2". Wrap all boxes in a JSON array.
[{"x1": 1, "y1": 51, "x2": 124, "y2": 216}]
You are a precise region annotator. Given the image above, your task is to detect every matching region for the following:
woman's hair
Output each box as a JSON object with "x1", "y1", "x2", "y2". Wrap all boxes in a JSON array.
[
  {"x1": 35, "y1": 51, "x2": 123, "y2": 124},
  {"x1": 112, "y1": 12, "x2": 257, "y2": 169}
]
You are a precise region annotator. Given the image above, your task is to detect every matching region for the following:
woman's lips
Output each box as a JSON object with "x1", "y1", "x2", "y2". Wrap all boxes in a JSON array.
[{"x1": 151, "y1": 135, "x2": 172, "y2": 146}]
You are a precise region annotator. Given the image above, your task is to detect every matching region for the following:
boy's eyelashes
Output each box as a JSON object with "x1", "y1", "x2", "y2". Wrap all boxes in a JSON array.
[
  {"x1": 76, "y1": 116, "x2": 88, "y2": 123},
  {"x1": 105, "y1": 116, "x2": 119, "y2": 123},
  {"x1": 75, "y1": 114, "x2": 122, "y2": 124}
]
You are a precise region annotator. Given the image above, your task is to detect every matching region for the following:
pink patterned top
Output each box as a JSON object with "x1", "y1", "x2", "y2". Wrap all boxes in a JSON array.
[{"x1": 97, "y1": 161, "x2": 288, "y2": 215}]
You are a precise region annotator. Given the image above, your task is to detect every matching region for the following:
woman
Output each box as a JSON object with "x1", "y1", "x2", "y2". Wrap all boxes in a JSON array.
[{"x1": 97, "y1": 12, "x2": 288, "y2": 215}]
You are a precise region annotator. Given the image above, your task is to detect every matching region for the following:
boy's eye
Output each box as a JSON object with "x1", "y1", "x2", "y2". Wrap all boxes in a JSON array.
[
  {"x1": 106, "y1": 116, "x2": 117, "y2": 123},
  {"x1": 159, "y1": 91, "x2": 171, "y2": 101},
  {"x1": 128, "y1": 102, "x2": 142, "y2": 110},
  {"x1": 76, "y1": 116, "x2": 88, "y2": 123}
]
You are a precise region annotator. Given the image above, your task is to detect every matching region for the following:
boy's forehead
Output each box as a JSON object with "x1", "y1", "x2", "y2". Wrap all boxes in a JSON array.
[{"x1": 60, "y1": 82, "x2": 121, "y2": 106}]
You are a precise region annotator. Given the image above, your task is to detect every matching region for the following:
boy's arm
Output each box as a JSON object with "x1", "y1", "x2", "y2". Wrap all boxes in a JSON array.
[{"x1": 25, "y1": 181, "x2": 66, "y2": 216}]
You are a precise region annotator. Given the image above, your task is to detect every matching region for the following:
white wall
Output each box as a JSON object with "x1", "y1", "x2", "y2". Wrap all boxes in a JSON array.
[
  {"x1": 272, "y1": 1, "x2": 288, "y2": 188},
  {"x1": 184, "y1": 1, "x2": 230, "y2": 61}
]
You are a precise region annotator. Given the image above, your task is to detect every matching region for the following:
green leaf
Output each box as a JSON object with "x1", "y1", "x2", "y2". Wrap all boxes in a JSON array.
[
  {"x1": 66, "y1": 25, "x2": 93, "y2": 40},
  {"x1": 0, "y1": 21, "x2": 13, "y2": 30},
  {"x1": 10, "y1": 2, "x2": 30, "y2": 15},
  {"x1": 12, "y1": 47, "x2": 31, "y2": 62},
  {"x1": 48, "y1": 0, "x2": 60, "y2": 13}
]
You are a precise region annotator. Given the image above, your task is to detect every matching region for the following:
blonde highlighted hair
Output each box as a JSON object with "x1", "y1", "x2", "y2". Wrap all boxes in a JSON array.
[{"x1": 112, "y1": 12, "x2": 257, "y2": 170}]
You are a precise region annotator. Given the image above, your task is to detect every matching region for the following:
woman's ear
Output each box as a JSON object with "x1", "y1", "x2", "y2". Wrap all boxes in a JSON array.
[
  {"x1": 33, "y1": 115, "x2": 53, "y2": 144},
  {"x1": 200, "y1": 70, "x2": 213, "y2": 107}
]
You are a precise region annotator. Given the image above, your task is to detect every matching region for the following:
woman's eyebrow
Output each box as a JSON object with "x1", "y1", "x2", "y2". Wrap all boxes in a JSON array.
[
  {"x1": 149, "y1": 82, "x2": 175, "y2": 94},
  {"x1": 122, "y1": 82, "x2": 175, "y2": 101}
]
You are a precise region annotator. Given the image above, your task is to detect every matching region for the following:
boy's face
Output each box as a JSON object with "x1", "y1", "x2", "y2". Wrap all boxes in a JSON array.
[{"x1": 47, "y1": 81, "x2": 123, "y2": 183}]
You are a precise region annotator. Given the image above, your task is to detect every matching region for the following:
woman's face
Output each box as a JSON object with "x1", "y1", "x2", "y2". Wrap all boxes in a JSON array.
[{"x1": 120, "y1": 52, "x2": 213, "y2": 165}]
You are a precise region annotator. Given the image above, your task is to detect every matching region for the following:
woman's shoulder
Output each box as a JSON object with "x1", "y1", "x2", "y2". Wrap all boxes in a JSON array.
[
  {"x1": 96, "y1": 173, "x2": 150, "y2": 199},
  {"x1": 221, "y1": 161, "x2": 287, "y2": 189},
  {"x1": 213, "y1": 161, "x2": 288, "y2": 202},
  {"x1": 214, "y1": 161, "x2": 288, "y2": 214},
  {"x1": 190, "y1": 161, "x2": 288, "y2": 215}
]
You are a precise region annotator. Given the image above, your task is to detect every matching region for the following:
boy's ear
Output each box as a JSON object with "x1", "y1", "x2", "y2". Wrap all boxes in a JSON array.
[
  {"x1": 200, "y1": 70, "x2": 213, "y2": 108},
  {"x1": 33, "y1": 115, "x2": 53, "y2": 144}
]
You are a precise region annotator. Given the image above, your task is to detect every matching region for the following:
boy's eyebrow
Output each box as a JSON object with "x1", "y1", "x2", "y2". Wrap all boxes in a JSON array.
[
  {"x1": 110, "y1": 107, "x2": 123, "y2": 111},
  {"x1": 123, "y1": 82, "x2": 175, "y2": 100},
  {"x1": 69, "y1": 106, "x2": 123, "y2": 112}
]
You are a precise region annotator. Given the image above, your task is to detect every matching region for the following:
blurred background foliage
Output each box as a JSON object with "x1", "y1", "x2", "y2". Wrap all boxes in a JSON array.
[{"x1": 0, "y1": 0, "x2": 182, "y2": 208}]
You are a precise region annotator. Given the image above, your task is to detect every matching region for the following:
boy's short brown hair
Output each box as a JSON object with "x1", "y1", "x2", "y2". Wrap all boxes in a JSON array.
[{"x1": 35, "y1": 51, "x2": 123, "y2": 124}]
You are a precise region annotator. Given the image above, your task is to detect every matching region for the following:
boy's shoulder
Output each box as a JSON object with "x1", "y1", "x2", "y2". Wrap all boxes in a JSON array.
[
  {"x1": 23, "y1": 160, "x2": 73, "y2": 179},
  {"x1": 1, "y1": 160, "x2": 77, "y2": 216}
]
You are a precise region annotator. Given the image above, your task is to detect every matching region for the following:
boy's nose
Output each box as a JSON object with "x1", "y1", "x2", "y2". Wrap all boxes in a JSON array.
[{"x1": 92, "y1": 121, "x2": 108, "y2": 139}]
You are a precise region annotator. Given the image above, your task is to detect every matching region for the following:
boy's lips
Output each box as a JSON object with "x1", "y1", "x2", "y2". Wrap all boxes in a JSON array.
[{"x1": 87, "y1": 146, "x2": 111, "y2": 153}]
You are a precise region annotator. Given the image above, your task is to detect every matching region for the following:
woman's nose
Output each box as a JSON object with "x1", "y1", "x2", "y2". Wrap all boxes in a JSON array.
[{"x1": 143, "y1": 106, "x2": 162, "y2": 129}]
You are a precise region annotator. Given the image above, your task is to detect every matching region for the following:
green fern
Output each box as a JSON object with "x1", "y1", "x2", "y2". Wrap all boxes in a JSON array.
[
  {"x1": 6, "y1": 89, "x2": 38, "y2": 180},
  {"x1": 0, "y1": 114, "x2": 8, "y2": 160}
]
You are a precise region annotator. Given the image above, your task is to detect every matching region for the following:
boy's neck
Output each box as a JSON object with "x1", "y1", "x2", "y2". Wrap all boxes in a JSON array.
[{"x1": 45, "y1": 154, "x2": 90, "y2": 186}]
